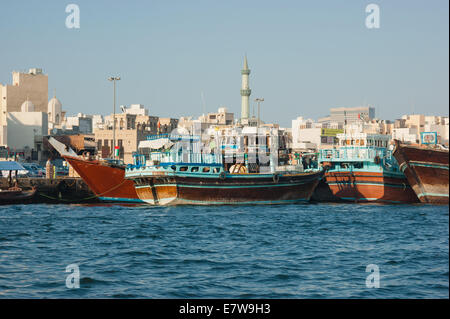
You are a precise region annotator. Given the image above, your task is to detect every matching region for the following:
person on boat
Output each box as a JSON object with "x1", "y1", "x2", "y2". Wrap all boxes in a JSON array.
[
  {"x1": 302, "y1": 156, "x2": 308, "y2": 169},
  {"x1": 46, "y1": 158, "x2": 54, "y2": 180}
]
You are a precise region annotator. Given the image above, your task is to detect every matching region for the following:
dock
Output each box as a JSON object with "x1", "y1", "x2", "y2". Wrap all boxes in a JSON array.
[{"x1": 0, "y1": 177, "x2": 100, "y2": 204}]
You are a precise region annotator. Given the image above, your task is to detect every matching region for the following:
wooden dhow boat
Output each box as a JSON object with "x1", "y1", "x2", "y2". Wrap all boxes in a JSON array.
[
  {"x1": 318, "y1": 129, "x2": 419, "y2": 204},
  {"x1": 393, "y1": 140, "x2": 448, "y2": 204},
  {"x1": 125, "y1": 152, "x2": 324, "y2": 206},
  {"x1": 319, "y1": 146, "x2": 418, "y2": 203}
]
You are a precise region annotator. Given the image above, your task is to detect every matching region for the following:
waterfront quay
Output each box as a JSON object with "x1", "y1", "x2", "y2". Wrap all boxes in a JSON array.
[{"x1": 0, "y1": 177, "x2": 98, "y2": 204}]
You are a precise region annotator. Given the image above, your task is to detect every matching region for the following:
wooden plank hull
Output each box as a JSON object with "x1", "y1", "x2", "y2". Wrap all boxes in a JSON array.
[
  {"x1": 131, "y1": 171, "x2": 324, "y2": 205},
  {"x1": 0, "y1": 187, "x2": 36, "y2": 205},
  {"x1": 393, "y1": 142, "x2": 449, "y2": 204},
  {"x1": 324, "y1": 171, "x2": 419, "y2": 203},
  {"x1": 64, "y1": 156, "x2": 142, "y2": 203}
]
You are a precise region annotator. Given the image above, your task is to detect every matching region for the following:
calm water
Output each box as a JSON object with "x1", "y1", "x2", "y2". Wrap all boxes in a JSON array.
[{"x1": 0, "y1": 203, "x2": 448, "y2": 298}]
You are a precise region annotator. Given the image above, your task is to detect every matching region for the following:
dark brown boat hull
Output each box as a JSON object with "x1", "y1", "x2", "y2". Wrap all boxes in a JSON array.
[
  {"x1": 130, "y1": 171, "x2": 324, "y2": 205},
  {"x1": 393, "y1": 141, "x2": 449, "y2": 204},
  {"x1": 0, "y1": 188, "x2": 36, "y2": 205}
]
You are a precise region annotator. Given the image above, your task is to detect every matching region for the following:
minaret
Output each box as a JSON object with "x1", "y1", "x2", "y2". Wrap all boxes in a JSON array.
[{"x1": 240, "y1": 55, "x2": 251, "y2": 122}]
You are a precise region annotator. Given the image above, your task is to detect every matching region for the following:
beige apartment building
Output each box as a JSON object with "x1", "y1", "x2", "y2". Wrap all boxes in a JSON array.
[
  {"x1": 198, "y1": 107, "x2": 234, "y2": 126},
  {"x1": 398, "y1": 114, "x2": 449, "y2": 145},
  {"x1": 0, "y1": 68, "x2": 48, "y2": 126},
  {"x1": 95, "y1": 127, "x2": 147, "y2": 164},
  {"x1": 157, "y1": 117, "x2": 179, "y2": 133},
  {"x1": 95, "y1": 113, "x2": 178, "y2": 164},
  {"x1": 403, "y1": 114, "x2": 426, "y2": 135}
]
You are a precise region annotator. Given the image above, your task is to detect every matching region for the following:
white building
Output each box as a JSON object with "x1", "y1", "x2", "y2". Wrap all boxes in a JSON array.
[
  {"x1": 92, "y1": 114, "x2": 105, "y2": 130},
  {"x1": 63, "y1": 113, "x2": 93, "y2": 134},
  {"x1": 0, "y1": 68, "x2": 48, "y2": 127},
  {"x1": 5, "y1": 112, "x2": 48, "y2": 150},
  {"x1": 48, "y1": 95, "x2": 63, "y2": 125},
  {"x1": 291, "y1": 117, "x2": 342, "y2": 151},
  {"x1": 0, "y1": 99, "x2": 48, "y2": 150},
  {"x1": 392, "y1": 127, "x2": 418, "y2": 144},
  {"x1": 121, "y1": 104, "x2": 149, "y2": 116}
]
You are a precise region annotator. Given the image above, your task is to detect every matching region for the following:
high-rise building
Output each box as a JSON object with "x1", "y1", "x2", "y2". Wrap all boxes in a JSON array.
[{"x1": 329, "y1": 106, "x2": 375, "y2": 124}]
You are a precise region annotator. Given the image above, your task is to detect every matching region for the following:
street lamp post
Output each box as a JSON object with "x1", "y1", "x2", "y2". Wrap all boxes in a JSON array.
[
  {"x1": 254, "y1": 98, "x2": 264, "y2": 128},
  {"x1": 108, "y1": 76, "x2": 121, "y2": 159}
]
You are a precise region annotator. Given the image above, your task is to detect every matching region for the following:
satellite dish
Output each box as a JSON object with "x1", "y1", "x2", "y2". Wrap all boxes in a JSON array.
[{"x1": 120, "y1": 105, "x2": 126, "y2": 113}]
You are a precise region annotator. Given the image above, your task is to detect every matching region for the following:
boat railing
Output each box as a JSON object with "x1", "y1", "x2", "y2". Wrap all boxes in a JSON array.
[
  {"x1": 319, "y1": 147, "x2": 389, "y2": 162},
  {"x1": 146, "y1": 133, "x2": 201, "y2": 141},
  {"x1": 130, "y1": 152, "x2": 222, "y2": 169},
  {"x1": 146, "y1": 133, "x2": 169, "y2": 140}
]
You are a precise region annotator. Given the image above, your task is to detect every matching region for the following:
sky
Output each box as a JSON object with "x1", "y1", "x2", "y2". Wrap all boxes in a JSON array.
[{"x1": 0, "y1": 0, "x2": 448, "y2": 127}]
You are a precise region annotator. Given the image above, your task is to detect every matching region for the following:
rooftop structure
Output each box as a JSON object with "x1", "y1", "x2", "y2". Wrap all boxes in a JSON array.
[{"x1": 327, "y1": 106, "x2": 375, "y2": 125}]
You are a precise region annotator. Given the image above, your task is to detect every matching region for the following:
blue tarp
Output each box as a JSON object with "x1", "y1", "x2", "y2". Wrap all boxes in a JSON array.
[{"x1": 0, "y1": 161, "x2": 26, "y2": 171}]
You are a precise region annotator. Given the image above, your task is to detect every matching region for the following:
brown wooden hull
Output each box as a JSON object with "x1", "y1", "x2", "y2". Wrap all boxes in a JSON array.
[
  {"x1": 64, "y1": 156, "x2": 142, "y2": 203},
  {"x1": 393, "y1": 141, "x2": 449, "y2": 204},
  {"x1": 130, "y1": 171, "x2": 324, "y2": 205},
  {"x1": 324, "y1": 171, "x2": 419, "y2": 203},
  {"x1": 0, "y1": 187, "x2": 36, "y2": 205}
]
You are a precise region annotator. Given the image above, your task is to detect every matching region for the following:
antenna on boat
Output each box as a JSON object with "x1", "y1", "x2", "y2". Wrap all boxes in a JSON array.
[{"x1": 344, "y1": 110, "x2": 347, "y2": 145}]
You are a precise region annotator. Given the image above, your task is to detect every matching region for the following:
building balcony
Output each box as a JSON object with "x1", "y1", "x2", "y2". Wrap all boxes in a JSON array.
[{"x1": 240, "y1": 89, "x2": 251, "y2": 96}]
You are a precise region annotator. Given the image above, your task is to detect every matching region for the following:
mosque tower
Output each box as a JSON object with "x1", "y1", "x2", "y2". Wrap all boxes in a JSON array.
[{"x1": 240, "y1": 56, "x2": 251, "y2": 122}]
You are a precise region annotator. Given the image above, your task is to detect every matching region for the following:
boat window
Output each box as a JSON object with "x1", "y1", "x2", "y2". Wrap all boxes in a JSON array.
[
  {"x1": 202, "y1": 167, "x2": 210, "y2": 173},
  {"x1": 191, "y1": 167, "x2": 199, "y2": 172},
  {"x1": 353, "y1": 162, "x2": 364, "y2": 169},
  {"x1": 340, "y1": 163, "x2": 349, "y2": 169},
  {"x1": 170, "y1": 165, "x2": 176, "y2": 171},
  {"x1": 179, "y1": 166, "x2": 188, "y2": 172},
  {"x1": 213, "y1": 167, "x2": 221, "y2": 173}
]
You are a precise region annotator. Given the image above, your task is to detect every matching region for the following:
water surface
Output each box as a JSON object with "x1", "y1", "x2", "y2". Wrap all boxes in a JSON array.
[{"x1": 0, "y1": 203, "x2": 448, "y2": 298}]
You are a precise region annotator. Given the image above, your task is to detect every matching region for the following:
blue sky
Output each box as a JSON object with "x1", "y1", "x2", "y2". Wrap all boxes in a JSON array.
[{"x1": 0, "y1": 0, "x2": 448, "y2": 126}]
